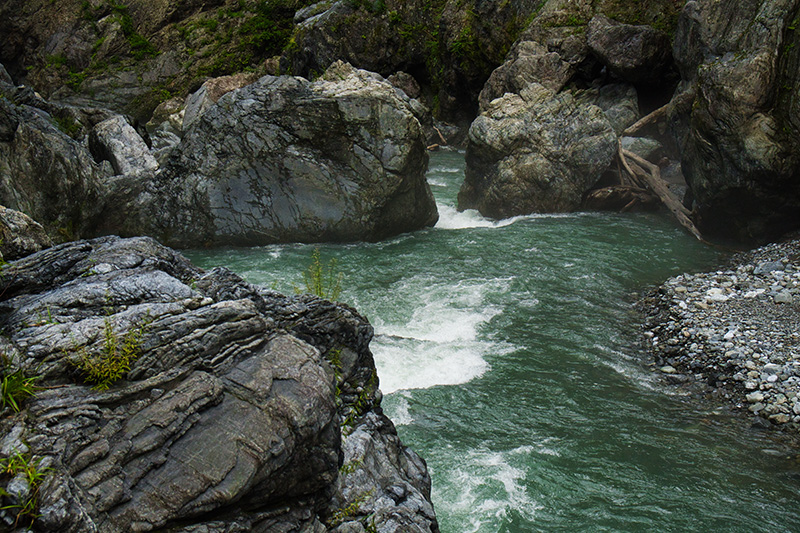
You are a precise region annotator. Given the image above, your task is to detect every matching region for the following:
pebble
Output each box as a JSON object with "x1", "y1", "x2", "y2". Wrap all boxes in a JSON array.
[{"x1": 642, "y1": 237, "x2": 800, "y2": 434}]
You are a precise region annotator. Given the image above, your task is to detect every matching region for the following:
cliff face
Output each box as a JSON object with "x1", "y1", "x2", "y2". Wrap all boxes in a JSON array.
[{"x1": 0, "y1": 236, "x2": 438, "y2": 532}]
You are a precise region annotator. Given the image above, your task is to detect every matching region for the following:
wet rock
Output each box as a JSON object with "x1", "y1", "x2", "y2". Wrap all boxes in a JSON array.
[{"x1": 459, "y1": 83, "x2": 616, "y2": 218}]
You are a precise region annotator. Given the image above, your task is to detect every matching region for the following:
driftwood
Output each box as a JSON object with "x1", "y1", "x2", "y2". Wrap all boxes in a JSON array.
[
  {"x1": 619, "y1": 147, "x2": 705, "y2": 242},
  {"x1": 622, "y1": 104, "x2": 669, "y2": 137},
  {"x1": 432, "y1": 125, "x2": 448, "y2": 145}
]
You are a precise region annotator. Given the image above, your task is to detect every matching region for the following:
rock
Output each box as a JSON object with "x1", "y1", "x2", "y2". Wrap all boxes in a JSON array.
[
  {"x1": 387, "y1": 72, "x2": 422, "y2": 100},
  {"x1": 0, "y1": 205, "x2": 53, "y2": 260},
  {"x1": 458, "y1": 83, "x2": 616, "y2": 218},
  {"x1": 0, "y1": 63, "x2": 12, "y2": 85},
  {"x1": 581, "y1": 186, "x2": 659, "y2": 211},
  {"x1": 113, "y1": 62, "x2": 437, "y2": 247},
  {"x1": 89, "y1": 115, "x2": 159, "y2": 175},
  {"x1": 620, "y1": 136, "x2": 663, "y2": 161},
  {"x1": 0, "y1": 236, "x2": 438, "y2": 532},
  {"x1": 670, "y1": 0, "x2": 800, "y2": 242},
  {"x1": 660, "y1": 365, "x2": 677, "y2": 374},
  {"x1": 774, "y1": 290, "x2": 793, "y2": 304},
  {"x1": 145, "y1": 96, "x2": 185, "y2": 164},
  {"x1": 478, "y1": 41, "x2": 574, "y2": 112},
  {"x1": 0, "y1": 96, "x2": 107, "y2": 241},
  {"x1": 586, "y1": 14, "x2": 674, "y2": 85},
  {"x1": 182, "y1": 72, "x2": 259, "y2": 132},
  {"x1": 574, "y1": 83, "x2": 640, "y2": 135}
]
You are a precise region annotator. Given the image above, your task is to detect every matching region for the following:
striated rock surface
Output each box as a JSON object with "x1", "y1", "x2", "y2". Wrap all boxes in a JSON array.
[
  {"x1": 0, "y1": 236, "x2": 438, "y2": 532},
  {"x1": 458, "y1": 83, "x2": 616, "y2": 218},
  {"x1": 669, "y1": 0, "x2": 800, "y2": 242},
  {"x1": 114, "y1": 62, "x2": 437, "y2": 247},
  {"x1": 181, "y1": 72, "x2": 259, "y2": 132}
]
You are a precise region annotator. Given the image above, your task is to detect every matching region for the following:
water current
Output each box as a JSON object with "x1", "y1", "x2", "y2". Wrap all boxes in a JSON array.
[{"x1": 185, "y1": 151, "x2": 800, "y2": 532}]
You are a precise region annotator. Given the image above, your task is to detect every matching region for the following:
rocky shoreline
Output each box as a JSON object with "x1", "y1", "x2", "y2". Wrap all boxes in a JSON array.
[{"x1": 641, "y1": 236, "x2": 800, "y2": 442}]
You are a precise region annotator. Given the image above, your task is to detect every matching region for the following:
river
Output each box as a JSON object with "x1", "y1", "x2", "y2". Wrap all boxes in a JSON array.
[{"x1": 185, "y1": 150, "x2": 800, "y2": 532}]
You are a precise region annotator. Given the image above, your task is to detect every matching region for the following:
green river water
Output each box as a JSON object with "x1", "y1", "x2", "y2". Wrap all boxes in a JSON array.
[{"x1": 185, "y1": 151, "x2": 800, "y2": 532}]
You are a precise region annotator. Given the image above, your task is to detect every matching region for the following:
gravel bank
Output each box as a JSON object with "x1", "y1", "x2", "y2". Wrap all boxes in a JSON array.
[{"x1": 641, "y1": 237, "x2": 800, "y2": 438}]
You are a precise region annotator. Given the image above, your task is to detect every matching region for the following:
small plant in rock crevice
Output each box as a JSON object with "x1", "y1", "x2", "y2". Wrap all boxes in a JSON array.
[
  {"x1": 0, "y1": 452, "x2": 49, "y2": 528},
  {"x1": 70, "y1": 316, "x2": 149, "y2": 390},
  {"x1": 296, "y1": 248, "x2": 343, "y2": 301},
  {"x1": 0, "y1": 356, "x2": 39, "y2": 413}
]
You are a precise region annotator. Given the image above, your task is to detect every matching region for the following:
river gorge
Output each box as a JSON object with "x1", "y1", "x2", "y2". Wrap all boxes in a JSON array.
[{"x1": 186, "y1": 150, "x2": 800, "y2": 532}]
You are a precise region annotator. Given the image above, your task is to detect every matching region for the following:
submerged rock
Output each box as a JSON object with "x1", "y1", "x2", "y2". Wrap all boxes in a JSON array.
[
  {"x1": 458, "y1": 83, "x2": 616, "y2": 218},
  {"x1": 115, "y1": 62, "x2": 438, "y2": 247},
  {"x1": 0, "y1": 236, "x2": 438, "y2": 532}
]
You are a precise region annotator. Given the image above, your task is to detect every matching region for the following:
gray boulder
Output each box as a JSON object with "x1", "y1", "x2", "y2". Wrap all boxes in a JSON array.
[
  {"x1": 89, "y1": 115, "x2": 159, "y2": 175},
  {"x1": 458, "y1": 83, "x2": 617, "y2": 217},
  {"x1": 670, "y1": 0, "x2": 800, "y2": 242},
  {"x1": 117, "y1": 62, "x2": 437, "y2": 247},
  {"x1": 0, "y1": 236, "x2": 438, "y2": 532},
  {"x1": 0, "y1": 205, "x2": 52, "y2": 260},
  {"x1": 586, "y1": 14, "x2": 674, "y2": 85},
  {"x1": 478, "y1": 41, "x2": 574, "y2": 112}
]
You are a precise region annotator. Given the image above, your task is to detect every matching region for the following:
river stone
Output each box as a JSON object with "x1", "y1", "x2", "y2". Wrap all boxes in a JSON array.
[
  {"x1": 478, "y1": 40, "x2": 574, "y2": 112},
  {"x1": 575, "y1": 83, "x2": 640, "y2": 135},
  {"x1": 670, "y1": 0, "x2": 800, "y2": 241},
  {"x1": 115, "y1": 62, "x2": 437, "y2": 247},
  {"x1": 586, "y1": 14, "x2": 673, "y2": 85},
  {"x1": 89, "y1": 115, "x2": 158, "y2": 175},
  {"x1": 458, "y1": 83, "x2": 616, "y2": 218}
]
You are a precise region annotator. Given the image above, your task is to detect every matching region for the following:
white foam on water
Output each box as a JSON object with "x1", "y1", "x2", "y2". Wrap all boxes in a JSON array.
[
  {"x1": 437, "y1": 446, "x2": 542, "y2": 532},
  {"x1": 435, "y1": 204, "x2": 531, "y2": 230},
  {"x1": 384, "y1": 393, "x2": 415, "y2": 426},
  {"x1": 371, "y1": 277, "x2": 512, "y2": 393}
]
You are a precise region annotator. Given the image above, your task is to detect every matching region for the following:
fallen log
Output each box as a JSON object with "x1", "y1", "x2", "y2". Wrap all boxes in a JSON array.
[{"x1": 620, "y1": 147, "x2": 705, "y2": 242}]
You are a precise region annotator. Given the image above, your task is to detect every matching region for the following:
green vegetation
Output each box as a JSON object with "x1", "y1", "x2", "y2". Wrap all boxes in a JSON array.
[
  {"x1": 108, "y1": 0, "x2": 159, "y2": 59},
  {"x1": 326, "y1": 489, "x2": 375, "y2": 528},
  {"x1": 71, "y1": 317, "x2": 149, "y2": 390},
  {"x1": 53, "y1": 114, "x2": 82, "y2": 138},
  {"x1": 297, "y1": 248, "x2": 343, "y2": 301},
  {"x1": 0, "y1": 358, "x2": 38, "y2": 413},
  {"x1": 342, "y1": 369, "x2": 377, "y2": 431},
  {"x1": 0, "y1": 452, "x2": 49, "y2": 528}
]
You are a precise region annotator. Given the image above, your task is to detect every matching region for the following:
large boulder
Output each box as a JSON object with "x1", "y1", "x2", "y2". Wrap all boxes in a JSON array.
[
  {"x1": 586, "y1": 14, "x2": 674, "y2": 85},
  {"x1": 458, "y1": 83, "x2": 617, "y2": 218},
  {"x1": 113, "y1": 62, "x2": 438, "y2": 247},
  {"x1": 478, "y1": 40, "x2": 574, "y2": 112},
  {"x1": 0, "y1": 236, "x2": 438, "y2": 532},
  {"x1": 670, "y1": 0, "x2": 800, "y2": 241}
]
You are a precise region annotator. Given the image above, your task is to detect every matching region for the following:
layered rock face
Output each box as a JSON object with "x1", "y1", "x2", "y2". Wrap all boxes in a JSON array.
[
  {"x1": 670, "y1": 0, "x2": 800, "y2": 242},
  {"x1": 0, "y1": 236, "x2": 438, "y2": 532},
  {"x1": 458, "y1": 83, "x2": 616, "y2": 218},
  {"x1": 113, "y1": 62, "x2": 437, "y2": 247}
]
